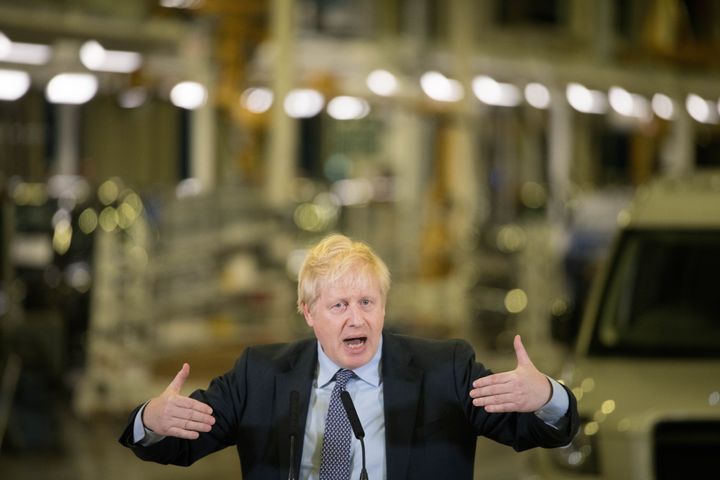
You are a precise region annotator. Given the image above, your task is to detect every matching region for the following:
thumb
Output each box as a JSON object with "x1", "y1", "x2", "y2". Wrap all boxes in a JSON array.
[
  {"x1": 166, "y1": 362, "x2": 190, "y2": 394},
  {"x1": 513, "y1": 335, "x2": 533, "y2": 367}
]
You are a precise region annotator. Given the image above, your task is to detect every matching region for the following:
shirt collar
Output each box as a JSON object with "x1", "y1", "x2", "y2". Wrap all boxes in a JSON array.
[{"x1": 316, "y1": 336, "x2": 383, "y2": 388}]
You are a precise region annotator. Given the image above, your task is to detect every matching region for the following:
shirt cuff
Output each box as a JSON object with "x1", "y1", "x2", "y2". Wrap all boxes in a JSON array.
[
  {"x1": 133, "y1": 403, "x2": 166, "y2": 446},
  {"x1": 534, "y1": 377, "x2": 569, "y2": 428}
]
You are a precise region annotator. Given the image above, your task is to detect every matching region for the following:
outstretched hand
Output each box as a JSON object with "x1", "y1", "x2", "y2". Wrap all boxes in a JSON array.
[
  {"x1": 469, "y1": 335, "x2": 552, "y2": 413},
  {"x1": 143, "y1": 363, "x2": 216, "y2": 439}
]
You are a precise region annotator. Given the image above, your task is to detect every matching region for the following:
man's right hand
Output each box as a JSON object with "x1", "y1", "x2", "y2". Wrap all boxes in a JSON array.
[{"x1": 143, "y1": 363, "x2": 216, "y2": 440}]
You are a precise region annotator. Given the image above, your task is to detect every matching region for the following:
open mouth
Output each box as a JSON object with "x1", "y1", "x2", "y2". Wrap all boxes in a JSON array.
[{"x1": 343, "y1": 336, "x2": 367, "y2": 348}]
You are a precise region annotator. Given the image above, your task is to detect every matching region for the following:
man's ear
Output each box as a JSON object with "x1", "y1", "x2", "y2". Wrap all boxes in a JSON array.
[{"x1": 302, "y1": 303, "x2": 314, "y2": 327}]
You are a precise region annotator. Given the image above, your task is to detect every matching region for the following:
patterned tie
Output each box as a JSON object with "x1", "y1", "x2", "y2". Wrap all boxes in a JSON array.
[{"x1": 319, "y1": 369, "x2": 354, "y2": 480}]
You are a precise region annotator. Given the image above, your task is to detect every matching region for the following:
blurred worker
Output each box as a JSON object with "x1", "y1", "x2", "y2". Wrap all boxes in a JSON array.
[{"x1": 119, "y1": 233, "x2": 579, "y2": 479}]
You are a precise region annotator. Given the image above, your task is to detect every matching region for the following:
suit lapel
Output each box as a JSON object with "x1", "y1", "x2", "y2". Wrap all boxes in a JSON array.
[
  {"x1": 275, "y1": 339, "x2": 317, "y2": 480},
  {"x1": 382, "y1": 333, "x2": 423, "y2": 480}
]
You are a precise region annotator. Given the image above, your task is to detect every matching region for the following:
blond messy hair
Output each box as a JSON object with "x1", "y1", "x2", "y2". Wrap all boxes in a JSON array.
[{"x1": 297, "y1": 234, "x2": 391, "y2": 313}]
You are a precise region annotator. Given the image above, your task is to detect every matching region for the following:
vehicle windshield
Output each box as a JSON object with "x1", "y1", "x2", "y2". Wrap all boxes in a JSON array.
[{"x1": 591, "y1": 229, "x2": 720, "y2": 357}]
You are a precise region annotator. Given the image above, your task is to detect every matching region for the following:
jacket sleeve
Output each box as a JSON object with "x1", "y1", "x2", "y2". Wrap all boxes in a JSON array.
[
  {"x1": 117, "y1": 349, "x2": 250, "y2": 466},
  {"x1": 452, "y1": 340, "x2": 580, "y2": 451}
]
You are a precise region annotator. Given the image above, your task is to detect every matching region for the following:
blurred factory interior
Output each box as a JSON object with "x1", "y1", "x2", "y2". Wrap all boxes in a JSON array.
[{"x1": 1, "y1": 0, "x2": 720, "y2": 478}]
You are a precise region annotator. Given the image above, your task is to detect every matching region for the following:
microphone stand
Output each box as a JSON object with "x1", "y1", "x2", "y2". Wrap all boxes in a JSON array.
[
  {"x1": 359, "y1": 438, "x2": 368, "y2": 480},
  {"x1": 288, "y1": 390, "x2": 299, "y2": 480},
  {"x1": 340, "y1": 390, "x2": 369, "y2": 480},
  {"x1": 288, "y1": 434, "x2": 297, "y2": 480}
]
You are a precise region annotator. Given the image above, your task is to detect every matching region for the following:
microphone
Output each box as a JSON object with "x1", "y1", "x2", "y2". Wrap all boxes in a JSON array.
[
  {"x1": 288, "y1": 390, "x2": 300, "y2": 480},
  {"x1": 340, "y1": 390, "x2": 369, "y2": 480}
]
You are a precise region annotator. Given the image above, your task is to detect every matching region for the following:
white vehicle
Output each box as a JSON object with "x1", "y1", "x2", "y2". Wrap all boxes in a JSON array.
[{"x1": 530, "y1": 171, "x2": 720, "y2": 479}]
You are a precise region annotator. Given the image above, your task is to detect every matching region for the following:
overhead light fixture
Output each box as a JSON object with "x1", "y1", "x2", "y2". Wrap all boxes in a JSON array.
[
  {"x1": 0, "y1": 32, "x2": 10, "y2": 58},
  {"x1": 284, "y1": 88, "x2": 325, "y2": 118},
  {"x1": 420, "y1": 71, "x2": 464, "y2": 102},
  {"x1": 327, "y1": 96, "x2": 370, "y2": 120},
  {"x1": 686, "y1": 93, "x2": 718, "y2": 124},
  {"x1": 170, "y1": 81, "x2": 208, "y2": 110},
  {"x1": 608, "y1": 86, "x2": 650, "y2": 120},
  {"x1": 160, "y1": 0, "x2": 205, "y2": 9},
  {"x1": 524, "y1": 82, "x2": 551, "y2": 109},
  {"x1": 0, "y1": 32, "x2": 52, "y2": 65},
  {"x1": 472, "y1": 75, "x2": 521, "y2": 107},
  {"x1": 651, "y1": 93, "x2": 674, "y2": 120},
  {"x1": 46, "y1": 73, "x2": 98, "y2": 104},
  {"x1": 0, "y1": 69, "x2": 31, "y2": 101},
  {"x1": 240, "y1": 87, "x2": 273, "y2": 113},
  {"x1": 366, "y1": 69, "x2": 398, "y2": 97},
  {"x1": 80, "y1": 40, "x2": 142, "y2": 73},
  {"x1": 566, "y1": 82, "x2": 607, "y2": 114}
]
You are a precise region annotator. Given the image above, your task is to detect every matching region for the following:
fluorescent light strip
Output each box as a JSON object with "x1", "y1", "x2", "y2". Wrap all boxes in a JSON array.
[{"x1": 80, "y1": 40, "x2": 142, "y2": 73}]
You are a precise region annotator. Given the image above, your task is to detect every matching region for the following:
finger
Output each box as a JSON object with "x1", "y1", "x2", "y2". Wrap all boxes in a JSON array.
[
  {"x1": 470, "y1": 379, "x2": 518, "y2": 398},
  {"x1": 472, "y1": 392, "x2": 517, "y2": 408},
  {"x1": 166, "y1": 426, "x2": 202, "y2": 440},
  {"x1": 480, "y1": 402, "x2": 521, "y2": 413},
  {"x1": 472, "y1": 372, "x2": 513, "y2": 389},
  {"x1": 169, "y1": 417, "x2": 214, "y2": 433},
  {"x1": 469, "y1": 382, "x2": 515, "y2": 399},
  {"x1": 167, "y1": 363, "x2": 190, "y2": 394},
  {"x1": 513, "y1": 335, "x2": 533, "y2": 367},
  {"x1": 170, "y1": 408, "x2": 215, "y2": 427},
  {"x1": 170, "y1": 396, "x2": 214, "y2": 415},
  {"x1": 187, "y1": 409, "x2": 216, "y2": 426}
]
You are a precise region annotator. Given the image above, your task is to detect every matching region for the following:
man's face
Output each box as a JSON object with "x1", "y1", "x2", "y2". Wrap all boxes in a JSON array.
[{"x1": 302, "y1": 270, "x2": 385, "y2": 370}]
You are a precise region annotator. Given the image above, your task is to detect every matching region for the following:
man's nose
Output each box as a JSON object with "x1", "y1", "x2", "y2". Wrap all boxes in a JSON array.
[{"x1": 347, "y1": 305, "x2": 361, "y2": 324}]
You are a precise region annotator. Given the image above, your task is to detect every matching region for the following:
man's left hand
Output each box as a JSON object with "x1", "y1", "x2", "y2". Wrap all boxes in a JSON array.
[{"x1": 469, "y1": 335, "x2": 552, "y2": 413}]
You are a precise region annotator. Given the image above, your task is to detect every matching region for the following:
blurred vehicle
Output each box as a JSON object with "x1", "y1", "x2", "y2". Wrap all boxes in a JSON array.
[
  {"x1": 531, "y1": 171, "x2": 720, "y2": 480},
  {"x1": 556, "y1": 187, "x2": 634, "y2": 343}
]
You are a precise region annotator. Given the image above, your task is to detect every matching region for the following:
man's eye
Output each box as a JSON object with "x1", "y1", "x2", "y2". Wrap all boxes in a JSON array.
[
  {"x1": 360, "y1": 299, "x2": 375, "y2": 309},
  {"x1": 330, "y1": 303, "x2": 346, "y2": 311}
]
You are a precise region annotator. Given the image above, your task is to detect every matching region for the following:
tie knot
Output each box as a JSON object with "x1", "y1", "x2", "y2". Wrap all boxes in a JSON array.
[{"x1": 334, "y1": 369, "x2": 353, "y2": 389}]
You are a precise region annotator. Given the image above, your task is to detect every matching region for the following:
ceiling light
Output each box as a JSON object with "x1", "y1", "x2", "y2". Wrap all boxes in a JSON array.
[
  {"x1": 0, "y1": 69, "x2": 31, "y2": 101},
  {"x1": 0, "y1": 32, "x2": 10, "y2": 58},
  {"x1": 0, "y1": 33, "x2": 52, "y2": 65},
  {"x1": 46, "y1": 73, "x2": 98, "y2": 104},
  {"x1": 327, "y1": 96, "x2": 370, "y2": 120},
  {"x1": 284, "y1": 89, "x2": 324, "y2": 118},
  {"x1": 170, "y1": 81, "x2": 208, "y2": 110},
  {"x1": 524, "y1": 82, "x2": 551, "y2": 109},
  {"x1": 240, "y1": 87, "x2": 273, "y2": 113},
  {"x1": 608, "y1": 86, "x2": 650, "y2": 120},
  {"x1": 686, "y1": 93, "x2": 718, "y2": 124},
  {"x1": 80, "y1": 40, "x2": 142, "y2": 73},
  {"x1": 566, "y1": 83, "x2": 607, "y2": 114},
  {"x1": 472, "y1": 75, "x2": 521, "y2": 107},
  {"x1": 651, "y1": 93, "x2": 674, "y2": 120},
  {"x1": 160, "y1": 0, "x2": 205, "y2": 8},
  {"x1": 366, "y1": 69, "x2": 398, "y2": 97},
  {"x1": 420, "y1": 71, "x2": 463, "y2": 102}
]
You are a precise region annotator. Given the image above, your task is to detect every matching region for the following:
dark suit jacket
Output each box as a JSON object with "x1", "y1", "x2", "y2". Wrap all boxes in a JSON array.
[{"x1": 119, "y1": 332, "x2": 579, "y2": 479}]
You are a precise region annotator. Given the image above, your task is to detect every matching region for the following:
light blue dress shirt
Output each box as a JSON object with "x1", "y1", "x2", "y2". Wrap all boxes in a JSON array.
[{"x1": 300, "y1": 339, "x2": 386, "y2": 480}]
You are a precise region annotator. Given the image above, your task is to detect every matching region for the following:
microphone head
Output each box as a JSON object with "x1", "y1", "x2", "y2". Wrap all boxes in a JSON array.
[
  {"x1": 289, "y1": 390, "x2": 300, "y2": 436},
  {"x1": 340, "y1": 390, "x2": 365, "y2": 439}
]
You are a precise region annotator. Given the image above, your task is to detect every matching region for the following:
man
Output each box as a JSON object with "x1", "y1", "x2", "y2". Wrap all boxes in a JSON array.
[{"x1": 119, "y1": 234, "x2": 579, "y2": 479}]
